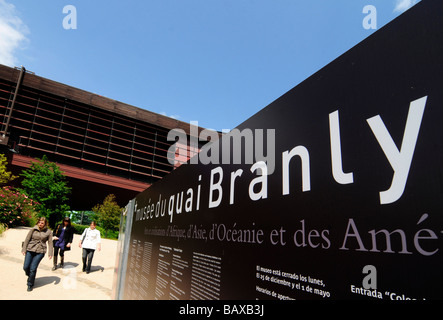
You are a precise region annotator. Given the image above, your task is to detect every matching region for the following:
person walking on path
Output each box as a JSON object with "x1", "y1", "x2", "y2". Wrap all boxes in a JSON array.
[
  {"x1": 22, "y1": 217, "x2": 53, "y2": 292},
  {"x1": 79, "y1": 221, "x2": 101, "y2": 274},
  {"x1": 52, "y1": 217, "x2": 74, "y2": 270}
]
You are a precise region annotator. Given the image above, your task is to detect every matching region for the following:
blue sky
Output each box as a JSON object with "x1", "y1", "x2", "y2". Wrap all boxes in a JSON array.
[{"x1": 1, "y1": 0, "x2": 419, "y2": 131}]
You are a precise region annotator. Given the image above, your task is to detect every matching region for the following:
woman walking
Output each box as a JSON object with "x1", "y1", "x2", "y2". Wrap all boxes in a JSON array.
[
  {"x1": 52, "y1": 217, "x2": 74, "y2": 270},
  {"x1": 22, "y1": 217, "x2": 53, "y2": 292},
  {"x1": 79, "y1": 221, "x2": 101, "y2": 274}
]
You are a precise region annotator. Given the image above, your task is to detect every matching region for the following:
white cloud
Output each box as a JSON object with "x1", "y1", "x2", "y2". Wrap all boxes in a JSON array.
[
  {"x1": 393, "y1": 0, "x2": 420, "y2": 13},
  {"x1": 160, "y1": 111, "x2": 181, "y2": 120},
  {"x1": 0, "y1": 0, "x2": 29, "y2": 67}
]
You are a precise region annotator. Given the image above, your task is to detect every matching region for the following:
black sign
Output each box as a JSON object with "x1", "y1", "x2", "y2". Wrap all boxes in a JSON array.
[{"x1": 122, "y1": 1, "x2": 443, "y2": 300}]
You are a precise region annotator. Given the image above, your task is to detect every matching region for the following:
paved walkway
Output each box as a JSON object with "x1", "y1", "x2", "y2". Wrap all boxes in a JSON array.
[{"x1": 0, "y1": 227, "x2": 118, "y2": 300}]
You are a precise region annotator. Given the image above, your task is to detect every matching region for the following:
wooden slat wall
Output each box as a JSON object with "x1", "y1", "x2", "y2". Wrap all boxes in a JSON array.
[
  {"x1": 0, "y1": 64, "x2": 208, "y2": 136},
  {"x1": 0, "y1": 64, "x2": 208, "y2": 184}
]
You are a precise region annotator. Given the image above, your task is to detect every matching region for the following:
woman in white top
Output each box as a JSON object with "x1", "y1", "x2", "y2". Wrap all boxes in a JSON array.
[{"x1": 79, "y1": 221, "x2": 101, "y2": 274}]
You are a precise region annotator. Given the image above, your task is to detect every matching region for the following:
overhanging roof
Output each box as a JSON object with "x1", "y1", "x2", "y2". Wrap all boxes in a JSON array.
[{"x1": 0, "y1": 64, "x2": 205, "y2": 137}]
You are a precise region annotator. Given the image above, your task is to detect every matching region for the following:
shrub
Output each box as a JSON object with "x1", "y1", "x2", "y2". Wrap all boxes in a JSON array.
[
  {"x1": 92, "y1": 194, "x2": 122, "y2": 239},
  {"x1": 0, "y1": 186, "x2": 39, "y2": 228},
  {"x1": 0, "y1": 223, "x2": 7, "y2": 236}
]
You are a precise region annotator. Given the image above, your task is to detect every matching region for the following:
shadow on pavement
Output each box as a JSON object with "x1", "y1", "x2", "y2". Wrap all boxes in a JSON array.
[{"x1": 34, "y1": 276, "x2": 61, "y2": 288}]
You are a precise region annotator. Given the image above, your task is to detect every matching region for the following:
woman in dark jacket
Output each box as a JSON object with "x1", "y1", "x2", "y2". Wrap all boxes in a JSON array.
[{"x1": 52, "y1": 217, "x2": 74, "y2": 270}]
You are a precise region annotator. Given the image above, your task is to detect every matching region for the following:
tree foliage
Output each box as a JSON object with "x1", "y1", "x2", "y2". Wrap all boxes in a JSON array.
[
  {"x1": 0, "y1": 153, "x2": 17, "y2": 185},
  {"x1": 20, "y1": 155, "x2": 71, "y2": 228},
  {"x1": 92, "y1": 194, "x2": 122, "y2": 237}
]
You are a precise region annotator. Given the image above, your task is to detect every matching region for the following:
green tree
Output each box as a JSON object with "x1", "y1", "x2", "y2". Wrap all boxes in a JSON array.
[
  {"x1": 20, "y1": 155, "x2": 71, "y2": 228},
  {"x1": 92, "y1": 194, "x2": 122, "y2": 238},
  {"x1": 0, "y1": 153, "x2": 17, "y2": 185}
]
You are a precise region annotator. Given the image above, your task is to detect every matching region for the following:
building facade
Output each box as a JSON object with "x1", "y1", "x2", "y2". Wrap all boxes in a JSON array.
[{"x1": 0, "y1": 64, "x2": 205, "y2": 209}]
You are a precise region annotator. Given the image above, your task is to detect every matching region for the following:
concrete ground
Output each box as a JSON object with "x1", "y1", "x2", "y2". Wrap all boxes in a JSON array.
[{"x1": 0, "y1": 227, "x2": 118, "y2": 300}]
